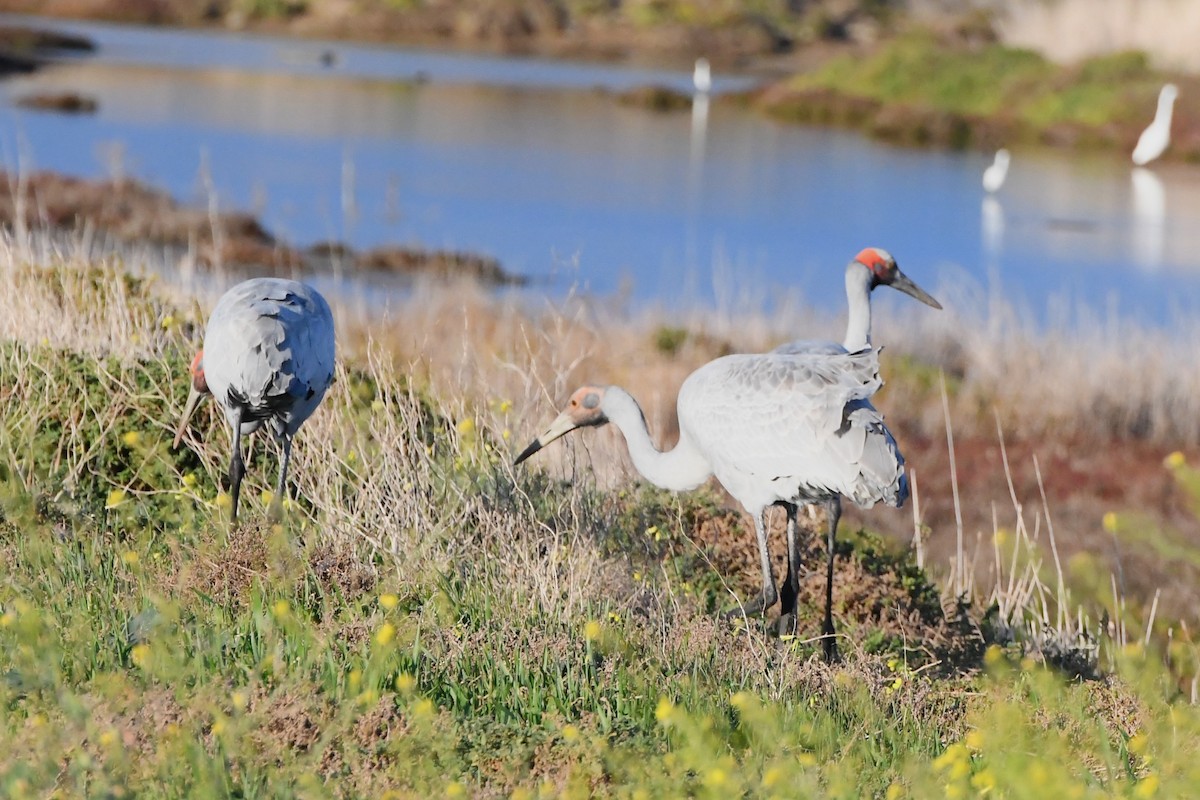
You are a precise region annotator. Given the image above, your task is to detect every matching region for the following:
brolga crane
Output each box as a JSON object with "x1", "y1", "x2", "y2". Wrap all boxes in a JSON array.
[
  {"x1": 769, "y1": 248, "x2": 939, "y2": 643},
  {"x1": 1132, "y1": 84, "x2": 1178, "y2": 166},
  {"x1": 173, "y1": 278, "x2": 336, "y2": 523},
  {"x1": 515, "y1": 347, "x2": 905, "y2": 661}
]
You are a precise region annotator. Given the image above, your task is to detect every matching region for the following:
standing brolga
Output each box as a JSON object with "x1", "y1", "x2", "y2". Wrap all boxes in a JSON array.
[
  {"x1": 768, "y1": 247, "x2": 939, "y2": 655},
  {"x1": 515, "y1": 345, "x2": 906, "y2": 662},
  {"x1": 173, "y1": 278, "x2": 336, "y2": 523}
]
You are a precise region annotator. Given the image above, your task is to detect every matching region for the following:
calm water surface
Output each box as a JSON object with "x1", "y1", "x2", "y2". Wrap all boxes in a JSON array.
[{"x1": 3, "y1": 14, "x2": 1200, "y2": 325}]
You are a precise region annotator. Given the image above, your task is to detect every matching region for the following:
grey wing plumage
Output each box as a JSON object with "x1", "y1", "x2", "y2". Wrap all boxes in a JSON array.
[
  {"x1": 679, "y1": 349, "x2": 906, "y2": 508},
  {"x1": 206, "y1": 279, "x2": 336, "y2": 433}
]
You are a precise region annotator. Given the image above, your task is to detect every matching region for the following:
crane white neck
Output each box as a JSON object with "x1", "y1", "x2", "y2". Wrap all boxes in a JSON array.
[
  {"x1": 601, "y1": 387, "x2": 712, "y2": 492},
  {"x1": 843, "y1": 262, "x2": 874, "y2": 352}
]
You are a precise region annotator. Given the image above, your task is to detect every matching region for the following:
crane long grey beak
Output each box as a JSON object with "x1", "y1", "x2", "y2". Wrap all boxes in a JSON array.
[
  {"x1": 514, "y1": 412, "x2": 578, "y2": 465},
  {"x1": 890, "y1": 270, "x2": 942, "y2": 310},
  {"x1": 173, "y1": 385, "x2": 205, "y2": 450}
]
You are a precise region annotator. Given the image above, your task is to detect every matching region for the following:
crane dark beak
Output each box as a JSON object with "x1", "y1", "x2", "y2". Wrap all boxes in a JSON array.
[
  {"x1": 173, "y1": 385, "x2": 206, "y2": 449},
  {"x1": 514, "y1": 412, "x2": 578, "y2": 465},
  {"x1": 890, "y1": 269, "x2": 942, "y2": 310}
]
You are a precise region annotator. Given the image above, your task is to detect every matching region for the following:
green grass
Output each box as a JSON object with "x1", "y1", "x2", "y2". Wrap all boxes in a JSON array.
[
  {"x1": 772, "y1": 30, "x2": 1171, "y2": 150},
  {"x1": 0, "y1": 254, "x2": 1198, "y2": 797}
]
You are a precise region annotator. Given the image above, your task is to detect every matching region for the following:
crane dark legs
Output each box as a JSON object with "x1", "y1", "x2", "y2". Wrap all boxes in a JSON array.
[
  {"x1": 269, "y1": 434, "x2": 293, "y2": 521},
  {"x1": 724, "y1": 511, "x2": 778, "y2": 619},
  {"x1": 228, "y1": 409, "x2": 246, "y2": 523},
  {"x1": 777, "y1": 503, "x2": 802, "y2": 636},
  {"x1": 822, "y1": 496, "x2": 842, "y2": 662}
]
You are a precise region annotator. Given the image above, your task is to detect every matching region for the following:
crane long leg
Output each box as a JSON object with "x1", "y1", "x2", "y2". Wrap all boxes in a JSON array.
[
  {"x1": 777, "y1": 503, "x2": 802, "y2": 636},
  {"x1": 270, "y1": 434, "x2": 293, "y2": 521},
  {"x1": 228, "y1": 409, "x2": 246, "y2": 524},
  {"x1": 822, "y1": 496, "x2": 842, "y2": 662},
  {"x1": 724, "y1": 510, "x2": 778, "y2": 619}
]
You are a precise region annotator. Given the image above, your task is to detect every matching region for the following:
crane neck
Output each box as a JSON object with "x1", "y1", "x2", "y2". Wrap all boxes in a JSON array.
[
  {"x1": 601, "y1": 387, "x2": 712, "y2": 492},
  {"x1": 842, "y1": 262, "x2": 874, "y2": 352}
]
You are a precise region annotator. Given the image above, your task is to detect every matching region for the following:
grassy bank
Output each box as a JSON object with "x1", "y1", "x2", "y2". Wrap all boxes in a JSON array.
[
  {"x1": 753, "y1": 30, "x2": 1198, "y2": 157},
  {"x1": 1, "y1": 240, "x2": 1199, "y2": 795}
]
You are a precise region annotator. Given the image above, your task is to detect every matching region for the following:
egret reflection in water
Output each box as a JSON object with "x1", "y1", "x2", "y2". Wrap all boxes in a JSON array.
[
  {"x1": 981, "y1": 195, "x2": 1005, "y2": 260},
  {"x1": 1131, "y1": 166, "x2": 1166, "y2": 270}
]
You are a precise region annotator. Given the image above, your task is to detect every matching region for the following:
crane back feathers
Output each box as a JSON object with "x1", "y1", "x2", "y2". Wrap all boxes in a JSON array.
[
  {"x1": 203, "y1": 278, "x2": 336, "y2": 437},
  {"x1": 678, "y1": 349, "x2": 907, "y2": 512}
]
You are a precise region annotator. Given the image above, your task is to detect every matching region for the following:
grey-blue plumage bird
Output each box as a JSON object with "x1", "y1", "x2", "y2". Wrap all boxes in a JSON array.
[{"x1": 174, "y1": 278, "x2": 336, "y2": 522}]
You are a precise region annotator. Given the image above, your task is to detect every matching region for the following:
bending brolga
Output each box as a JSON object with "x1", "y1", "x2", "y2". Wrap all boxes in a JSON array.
[
  {"x1": 515, "y1": 347, "x2": 906, "y2": 661},
  {"x1": 173, "y1": 278, "x2": 336, "y2": 522}
]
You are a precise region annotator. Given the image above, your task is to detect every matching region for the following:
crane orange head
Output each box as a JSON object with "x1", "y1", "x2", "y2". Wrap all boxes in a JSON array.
[
  {"x1": 514, "y1": 385, "x2": 609, "y2": 465},
  {"x1": 853, "y1": 247, "x2": 942, "y2": 310},
  {"x1": 173, "y1": 350, "x2": 211, "y2": 450}
]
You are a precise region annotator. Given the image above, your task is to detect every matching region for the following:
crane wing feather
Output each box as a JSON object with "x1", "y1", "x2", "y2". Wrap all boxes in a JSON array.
[{"x1": 678, "y1": 349, "x2": 906, "y2": 508}]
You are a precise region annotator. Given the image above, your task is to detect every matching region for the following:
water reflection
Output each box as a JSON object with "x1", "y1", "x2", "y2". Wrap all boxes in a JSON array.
[
  {"x1": 981, "y1": 195, "x2": 1004, "y2": 260},
  {"x1": 2, "y1": 16, "x2": 1200, "y2": 322},
  {"x1": 1130, "y1": 166, "x2": 1166, "y2": 271}
]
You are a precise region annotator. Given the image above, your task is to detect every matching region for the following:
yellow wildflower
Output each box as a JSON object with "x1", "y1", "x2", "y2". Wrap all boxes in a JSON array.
[
  {"x1": 105, "y1": 489, "x2": 127, "y2": 509},
  {"x1": 1128, "y1": 733, "x2": 1149, "y2": 755},
  {"x1": 971, "y1": 769, "x2": 996, "y2": 792},
  {"x1": 704, "y1": 768, "x2": 728, "y2": 788},
  {"x1": 886, "y1": 783, "x2": 905, "y2": 800},
  {"x1": 762, "y1": 767, "x2": 784, "y2": 788},
  {"x1": 445, "y1": 782, "x2": 466, "y2": 798},
  {"x1": 456, "y1": 418, "x2": 475, "y2": 436},
  {"x1": 98, "y1": 729, "x2": 119, "y2": 748},
  {"x1": 395, "y1": 673, "x2": 416, "y2": 694},
  {"x1": 414, "y1": 698, "x2": 435, "y2": 717},
  {"x1": 964, "y1": 729, "x2": 985, "y2": 751},
  {"x1": 1164, "y1": 451, "x2": 1186, "y2": 469},
  {"x1": 121, "y1": 550, "x2": 139, "y2": 567},
  {"x1": 216, "y1": 492, "x2": 232, "y2": 511},
  {"x1": 655, "y1": 697, "x2": 675, "y2": 723},
  {"x1": 370, "y1": 399, "x2": 385, "y2": 414},
  {"x1": 730, "y1": 691, "x2": 753, "y2": 709},
  {"x1": 272, "y1": 600, "x2": 289, "y2": 620},
  {"x1": 1102, "y1": 512, "x2": 1118, "y2": 533},
  {"x1": 498, "y1": 399, "x2": 513, "y2": 414},
  {"x1": 584, "y1": 620, "x2": 602, "y2": 641},
  {"x1": 121, "y1": 431, "x2": 141, "y2": 447},
  {"x1": 376, "y1": 622, "x2": 396, "y2": 646},
  {"x1": 379, "y1": 593, "x2": 400, "y2": 611},
  {"x1": 231, "y1": 691, "x2": 248, "y2": 711},
  {"x1": 130, "y1": 644, "x2": 150, "y2": 668},
  {"x1": 181, "y1": 472, "x2": 198, "y2": 488},
  {"x1": 1134, "y1": 774, "x2": 1159, "y2": 798},
  {"x1": 160, "y1": 315, "x2": 176, "y2": 329},
  {"x1": 561, "y1": 724, "x2": 580, "y2": 742}
]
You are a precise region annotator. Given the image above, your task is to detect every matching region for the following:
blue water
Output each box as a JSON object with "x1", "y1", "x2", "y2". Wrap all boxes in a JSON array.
[{"x1": 3, "y1": 14, "x2": 1200, "y2": 325}]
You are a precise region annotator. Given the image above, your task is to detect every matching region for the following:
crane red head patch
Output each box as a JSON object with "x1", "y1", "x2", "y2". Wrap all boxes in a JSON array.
[
  {"x1": 855, "y1": 247, "x2": 896, "y2": 282},
  {"x1": 190, "y1": 351, "x2": 210, "y2": 394}
]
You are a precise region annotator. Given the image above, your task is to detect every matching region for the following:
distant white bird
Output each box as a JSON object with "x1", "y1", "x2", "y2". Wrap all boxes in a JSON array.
[
  {"x1": 1132, "y1": 84, "x2": 1179, "y2": 166},
  {"x1": 516, "y1": 346, "x2": 908, "y2": 661},
  {"x1": 774, "y1": 248, "x2": 941, "y2": 356},
  {"x1": 174, "y1": 278, "x2": 336, "y2": 522},
  {"x1": 693, "y1": 57, "x2": 711, "y2": 95},
  {"x1": 982, "y1": 148, "x2": 1010, "y2": 193}
]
